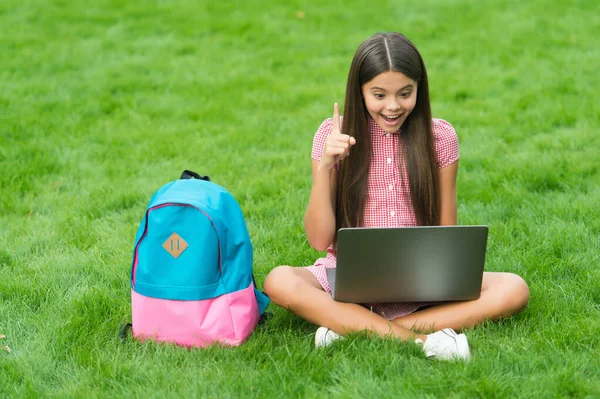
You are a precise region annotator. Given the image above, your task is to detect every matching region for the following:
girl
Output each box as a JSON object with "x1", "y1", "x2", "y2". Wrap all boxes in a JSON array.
[{"x1": 264, "y1": 32, "x2": 529, "y2": 361}]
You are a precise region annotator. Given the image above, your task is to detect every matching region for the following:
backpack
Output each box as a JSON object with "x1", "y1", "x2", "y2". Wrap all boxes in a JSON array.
[{"x1": 127, "y1": 170, "x2": 270, "y2": 347}]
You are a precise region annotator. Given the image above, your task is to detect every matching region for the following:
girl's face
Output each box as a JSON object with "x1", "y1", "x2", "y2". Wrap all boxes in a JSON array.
[{"x1": 361, "y1": 70, "x2": 418, "y2": 133}]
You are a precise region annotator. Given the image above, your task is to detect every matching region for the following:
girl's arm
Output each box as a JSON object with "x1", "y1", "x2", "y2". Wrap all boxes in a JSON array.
[
  {"x1": 304, "y1": 103, "x2": 355, "y2": 251},
  {"x1": 303, "y1": 161, "x2": 337, "y2": 251},
  {"x1": 438, "y1": 160, "x2": 459, "y2": 225}
]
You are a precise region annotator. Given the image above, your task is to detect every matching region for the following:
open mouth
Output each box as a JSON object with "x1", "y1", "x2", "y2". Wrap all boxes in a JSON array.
[{"x1": 381, "y1": 114, "x2": 401, "y2": 124}]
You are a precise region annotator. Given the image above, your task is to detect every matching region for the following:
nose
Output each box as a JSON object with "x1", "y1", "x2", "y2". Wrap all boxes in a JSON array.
[{"x1": 387, "y1": 98, "x2": 401, "y2": 111}]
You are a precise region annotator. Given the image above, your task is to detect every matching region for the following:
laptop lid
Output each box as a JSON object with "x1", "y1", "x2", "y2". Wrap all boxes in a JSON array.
[{"x1": 329, "y1": 225, "x2": 488, "y2": 303}]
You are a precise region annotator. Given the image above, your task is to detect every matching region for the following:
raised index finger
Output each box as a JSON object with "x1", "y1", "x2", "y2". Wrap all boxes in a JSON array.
[{"x1": 332, "y1": 103, "x2": 341, "y2": 133}]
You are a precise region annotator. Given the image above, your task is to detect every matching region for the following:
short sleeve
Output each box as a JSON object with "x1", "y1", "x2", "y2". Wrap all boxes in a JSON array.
[
  {"x1": 432, "y1": 118, "x2": 460, "y2": 168},
  {"x1": 311, "y1": 118, "x2": 333, "y2": 161}
]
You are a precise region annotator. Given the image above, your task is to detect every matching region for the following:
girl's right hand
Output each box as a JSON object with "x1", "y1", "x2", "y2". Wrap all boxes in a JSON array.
[{"x1": 319, "y1": 103, "x2": 356, "y2": 171}]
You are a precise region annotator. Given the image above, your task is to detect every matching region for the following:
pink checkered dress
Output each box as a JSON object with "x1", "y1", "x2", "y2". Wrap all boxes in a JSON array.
[{"x1": 305, "y1": 116, "x2": 460, "y2": 320}]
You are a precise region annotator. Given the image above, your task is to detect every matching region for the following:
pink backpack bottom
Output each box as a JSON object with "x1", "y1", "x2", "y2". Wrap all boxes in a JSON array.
[{"x1": 132, "y1": 282, "x2": 259, "y2": 347}]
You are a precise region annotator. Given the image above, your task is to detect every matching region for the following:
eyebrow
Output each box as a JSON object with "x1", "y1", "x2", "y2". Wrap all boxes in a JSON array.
[{"x1": 370, "y1": 84, "x2": 414, "y2": 91}]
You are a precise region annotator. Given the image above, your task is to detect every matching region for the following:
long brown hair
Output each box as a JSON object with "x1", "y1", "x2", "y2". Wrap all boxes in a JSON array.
[{"x1": 335, "y1": 32, "x2": 440, "y2": 241}]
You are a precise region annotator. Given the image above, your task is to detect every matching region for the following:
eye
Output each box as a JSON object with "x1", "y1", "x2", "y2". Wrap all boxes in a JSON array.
[
  {"x1": 400, "y1": 91, "x2": 411, "y2": 98},
  {"x1": 374, "y1": 93, "x2": 385, "y2": 99}
]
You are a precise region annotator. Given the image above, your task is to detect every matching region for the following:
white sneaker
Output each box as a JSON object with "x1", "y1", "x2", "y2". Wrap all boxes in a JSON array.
[
  {"x1": 314, "y1": 327, "x2": 343, "y2": 348},
  {"x1": 415, "y1": 328, "x2": 471, "y2": 361}
]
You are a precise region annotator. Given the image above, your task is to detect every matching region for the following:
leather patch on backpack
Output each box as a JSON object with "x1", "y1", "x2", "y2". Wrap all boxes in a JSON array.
[{"x1": 163, "y1": 233, "x2": 188, "y2": 259}]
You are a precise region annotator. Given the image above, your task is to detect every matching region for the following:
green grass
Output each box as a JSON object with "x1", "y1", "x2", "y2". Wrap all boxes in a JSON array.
[{"x1": 1, "y1": 0, "x2": 600, "y2": 397}]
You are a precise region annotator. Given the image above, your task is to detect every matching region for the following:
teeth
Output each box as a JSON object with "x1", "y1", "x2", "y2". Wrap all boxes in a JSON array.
[{"x1": 383, "y1": 114, "x2": 399, "y2": 120}]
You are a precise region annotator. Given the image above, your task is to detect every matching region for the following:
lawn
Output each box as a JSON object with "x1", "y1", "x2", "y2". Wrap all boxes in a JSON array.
[{"x1": 1, "y1": 0, "x2": 599, "y2": 397}]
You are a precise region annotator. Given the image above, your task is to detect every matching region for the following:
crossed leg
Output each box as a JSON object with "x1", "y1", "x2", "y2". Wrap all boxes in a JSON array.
[
  {"x1": 392, "y1": 272, "x2": 530, "y2": 333},
  {"x1": 264, "y1": 266, "x2": 426, "y2": 341}
]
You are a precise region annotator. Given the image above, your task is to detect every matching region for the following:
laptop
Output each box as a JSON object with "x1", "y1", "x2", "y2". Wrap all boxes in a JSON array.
[{"x1": 326, "y1": 225, "x2": 488, "y2": 303}]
